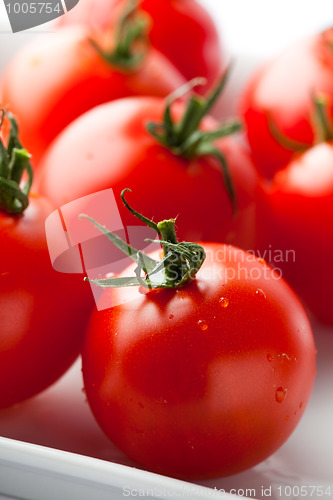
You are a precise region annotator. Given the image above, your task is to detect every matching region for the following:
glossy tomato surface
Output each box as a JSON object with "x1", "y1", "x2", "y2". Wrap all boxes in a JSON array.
[
  {"x1": 257, "y1": 141, "x2": 333, "y2": 326},
  {"x1": 57, "y1": 0, "x2": 224, "y2": 94},
  {"x1": 240, "y1": 28, "x2": 333, "y2": 178},
  {"x1": 37, "y1": 96, "x2": 260, "y2": 250},
  {"x1": 82, "y1": 244, "x2": 316, "y2": 479},
  {"x1": 1, "y1": 25, "x2": 184, "y2": 165},
  {"x1": 0, "y1": 194, "x2": 93, "y2": 408}
]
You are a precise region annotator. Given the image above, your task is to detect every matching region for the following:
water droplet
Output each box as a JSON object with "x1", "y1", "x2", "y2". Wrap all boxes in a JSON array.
[
  {"x1": 267, "y1": 354, "x2": 274, "y2": 362},
  {"x1": 299, "y1": 401, "x2": 303, "y2": 409},
  {"x1": 258, "y1": 257, "x2": 266, "y2": 265},
  {"x1": 275, "y1": 387, "x2": 287, "y2": 403},
  {"x1": 169, "y1": 313, "x2": 174, "y2": 320},
  {"x1": 153, "y1": 397, "x2": 168, "y2": 404},
  {"x1": 278, "y1": 352, "x2": 292, "y2": 361},
  {"x1": 285, "y1": 415, "x2": 290, "y2": 421},
  {"x1": 256, "y1": 288, "x2": 266, "y2": 299},
  {"x1": 197, "y1": 320, "x2": 208, "y2": 331},
  {"x1": 219, "y1": 297, "x2": 229, "y2": 308}
]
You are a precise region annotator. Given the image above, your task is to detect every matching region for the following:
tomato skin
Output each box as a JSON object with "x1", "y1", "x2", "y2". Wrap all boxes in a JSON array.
[
  {"x1": 57, "y1": 0, "x2": 224, "y2": 94},
  {"x1": 82, "y1": 244, "x2": 316, "y2": 479},
  {"x1": 256, "y1": 141, "x2": 333, "y2": 326},
  {"x1": 0, "y1": 26, "x2": 185, "y2": 166},
  {"x1": 240, "y1": 28, "x2": 333, "y2": 178},
  {"x1": 140, "y1": 0, "x2": 224, "y2": 95},
  {"x1": 0, "y1": 194, "x2": 93, "y2": 409},
  {"x1": 37, "y1": 96, "x2": 259, "y2": 250}
]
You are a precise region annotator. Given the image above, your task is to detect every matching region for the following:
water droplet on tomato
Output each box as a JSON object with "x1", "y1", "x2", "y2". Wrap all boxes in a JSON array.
[
  {"x1": 267, "y1": 354, "x2": 274, "y2": 362},
  {"x1": 258, "y1": 257, "x2": 266, "y2": 265},
  {"x1": 169, "y1": 313, "x2": 174, "y2": 320},
  {"x1": 219, "y1": 297, "x2": 229, "y2": 308},
  {"x1": 256, "y1": 288, "x2": 266, "y2": 299},
  {"x1": 275, "y1": 387, "x2": 287, "y2": 403},
  {"x1": 197, "y1": 320, "x2": 208, "y2": 331}
]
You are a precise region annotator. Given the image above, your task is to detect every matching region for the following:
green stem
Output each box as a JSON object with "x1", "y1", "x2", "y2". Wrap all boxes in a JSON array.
[
  {"x1": 0, "y1": 111, "x2": 33, "y2": 215},
  {"x1": 157, "y1": 219, "x2": 187, "y2": 283},
  {"x1": 80, "y1": 189, "x2": 206, "y2": 290}
]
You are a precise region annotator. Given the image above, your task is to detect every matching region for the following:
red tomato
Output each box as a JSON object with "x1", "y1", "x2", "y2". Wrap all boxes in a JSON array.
[
  {"x1": 0, "y1": 110, "x2": 94, "y2": 408},
  {"x1": 256, "y1": 141, "x2": 333, "y2": 326},
  {"x1": 37, "y1": 94, "x2": 260, "y2": 250},
  {"x1": 57, "y1": 0, "x2": 224, "y2": 95},
  {"x1": 1, "y1": 24, "x2": 185, "y2": 165},
  {"x1": 0, "y1": 194, "x2": 94, "y2": 409},
  {"x1": 240, "y1": 28, "x2": 333, "y2": 178},
  {"x1": 82, "y1": 242, "x2": 316, "y2": 479}
]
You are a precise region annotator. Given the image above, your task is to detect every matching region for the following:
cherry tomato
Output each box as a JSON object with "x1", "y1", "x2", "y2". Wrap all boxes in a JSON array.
[
  {"x1": 0, "y1": 195, "x2": 95, "y2": 409},
  {"x1": 256, "y1": 141, "x2": 333, "y2": 326},
  {"x1": 37, "y1": 91, "x2": 260, "y2": 251},
  {"x1": 57, "y1": 0, "x2": 224, "y2": 94},
  {"x1": 240, "y1": 27, "x2": 333, "y2": 178},
  {"x1": 82, "y1": 241, "x2": 316, "y2": 479},
  {"x1": 1, "y1": 20, "x2": 185, "y2": 165},
  {"x1": 0, "y1": 110, "x2": 94, "y2": 409}
]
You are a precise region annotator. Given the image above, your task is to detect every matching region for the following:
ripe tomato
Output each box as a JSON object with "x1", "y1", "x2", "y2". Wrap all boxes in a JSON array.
[
  {"x1": 256, "y1": 140, "x2": 333, "y2": 326},
  {"x1": 0, "y1": 111, "x2": 94, "y2": 409},
  {"x1": 240, "y1": 28, "x2": 333, "y2": 178},
  {"x1": 81, "y1": 220, "x2": 316, "y2": 478},
  {"x1": 37, "y1": 87, "x2": 260, "y2": 251},
  {"x1": 57, "y1": 0, "x2": 224, "y2": 95},
  {"x1": 1, "y1": 19, "x2": 185, "y2": 165},
  {"x1": 0, "y1": 195, "x2": 95, "y2": 409}
]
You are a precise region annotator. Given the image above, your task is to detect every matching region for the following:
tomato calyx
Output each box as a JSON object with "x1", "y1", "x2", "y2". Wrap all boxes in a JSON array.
[
  {"x1": 80, "y1": 188, "x2": 206, "y2": 290},
  {"x1": 321, "y1": 27, "x2": 333, "y2": 54},
  {"x1": 89, "y1": 0, "x2": 149, "y2": 71},
  {"x1": 311, "y1": 93, "x2": 333, "y2": 143},
  {"x1": 146, "y1": 70, "x2": 241, "y2": 214},
  {"x1": 0, "y1": 109, "x2": 33, "y2": 215},
  {"x1": 267, "y1": 92, "x2": 333, "y2": 153}
]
